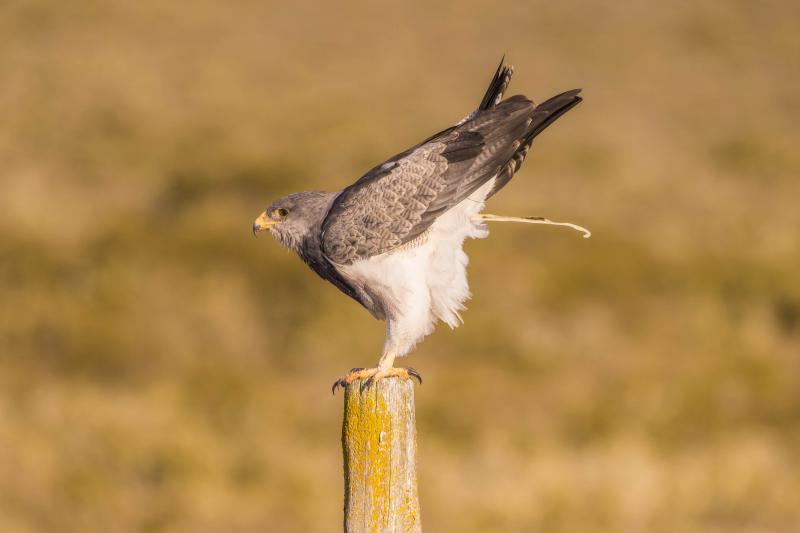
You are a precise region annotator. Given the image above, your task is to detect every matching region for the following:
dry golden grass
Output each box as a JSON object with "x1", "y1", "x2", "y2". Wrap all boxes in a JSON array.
[{"x1": 1, "y1": 0, "x2": 799, "y2": 531}]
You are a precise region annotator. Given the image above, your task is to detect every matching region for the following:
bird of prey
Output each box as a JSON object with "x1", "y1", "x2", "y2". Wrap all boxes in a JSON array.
[{"x1": 253, "y1": 59, "x2": 588, "y2": 391}]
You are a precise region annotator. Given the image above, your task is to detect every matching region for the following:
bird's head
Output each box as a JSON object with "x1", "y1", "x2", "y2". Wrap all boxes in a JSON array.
[{"x1": 253, "y1": 191, "x2": 335, "y2": 253}]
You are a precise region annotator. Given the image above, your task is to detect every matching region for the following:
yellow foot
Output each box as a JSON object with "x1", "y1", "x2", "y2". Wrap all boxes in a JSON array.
[{"x1": 331, "y1": 367, "x2": 422, "y2": 394}]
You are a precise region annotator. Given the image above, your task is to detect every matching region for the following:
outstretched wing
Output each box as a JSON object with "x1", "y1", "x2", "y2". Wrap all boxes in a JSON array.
[
  {"x1": 320, "y1": 96, "x2": 531, "y2": 264},
  {"x1": 321, "y1": 79, "x2": 582, "y2": 265}
]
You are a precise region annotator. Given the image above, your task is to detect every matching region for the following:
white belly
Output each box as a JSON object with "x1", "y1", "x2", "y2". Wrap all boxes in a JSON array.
[{"x1": 340, "y1": 179, "x2": 494, "y2": 357}]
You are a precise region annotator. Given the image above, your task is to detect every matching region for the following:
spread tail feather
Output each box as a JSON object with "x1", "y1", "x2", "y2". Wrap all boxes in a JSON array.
[
  {"x1": 473, "y1": 213, "x2": 591, "y2": 239},
  {"x1": 478, "y1": 56, "x2": 515, "y2": 111},
  {"x1": 455, "y1": 57, "x2": 516, "y2": 127}
]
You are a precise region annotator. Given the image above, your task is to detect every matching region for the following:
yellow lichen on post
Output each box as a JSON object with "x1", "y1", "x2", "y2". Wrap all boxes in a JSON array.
[{"x1": 342, "y1": 377, "x2": 421, "y2": 532}]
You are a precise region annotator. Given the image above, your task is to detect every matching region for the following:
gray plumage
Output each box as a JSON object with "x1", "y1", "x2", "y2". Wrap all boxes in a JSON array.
[
  {"x1": 321, "y1": 90, "x2": 581, "y2": 266},
  {"x1": 254, "y1": 58, "x2": 582, "y2": 376}
]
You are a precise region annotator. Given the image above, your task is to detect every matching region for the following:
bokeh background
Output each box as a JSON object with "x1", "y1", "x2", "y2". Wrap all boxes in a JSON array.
[{"x1": 2, "y1": 0, "x2": 799, "y2": 531}]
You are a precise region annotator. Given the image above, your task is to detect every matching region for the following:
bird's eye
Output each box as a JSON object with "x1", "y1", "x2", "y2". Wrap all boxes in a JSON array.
[{"x1": 273, "y1": 208, "x2": 289, "y2": 218}]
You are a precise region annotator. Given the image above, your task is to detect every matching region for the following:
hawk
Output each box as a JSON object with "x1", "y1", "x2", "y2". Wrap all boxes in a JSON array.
[{"x1": 253, "y1": 59, "x2": 588, "y2": 391}]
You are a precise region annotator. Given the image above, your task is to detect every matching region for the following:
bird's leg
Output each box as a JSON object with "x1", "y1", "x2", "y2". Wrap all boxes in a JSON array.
[
  {"x1": 331, "y1": 353, "x2": 422, "y2": 394},
  {"x1": 376, "y1": 350, "x2": 395, "y2": 373}
]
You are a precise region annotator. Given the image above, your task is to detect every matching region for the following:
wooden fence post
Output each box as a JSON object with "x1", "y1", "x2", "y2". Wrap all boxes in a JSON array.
[{"x1": 341, "y1": 377, "x2": 421, "y2": 532}]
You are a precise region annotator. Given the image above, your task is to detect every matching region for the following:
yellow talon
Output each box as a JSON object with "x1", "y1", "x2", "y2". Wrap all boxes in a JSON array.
[{"x1": 332, "y1": 367, "x2": 422, "y2": 394}]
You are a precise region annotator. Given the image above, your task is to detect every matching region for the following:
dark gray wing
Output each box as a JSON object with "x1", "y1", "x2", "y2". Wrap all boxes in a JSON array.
[{"x1": 321, "y1": 91, "x2": 581, "y2": 265}]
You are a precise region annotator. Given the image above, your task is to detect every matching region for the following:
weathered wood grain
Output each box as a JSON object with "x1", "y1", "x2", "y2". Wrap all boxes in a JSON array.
[{"x1": 342, "y1": 378, "x2": 421, "y2": 532}]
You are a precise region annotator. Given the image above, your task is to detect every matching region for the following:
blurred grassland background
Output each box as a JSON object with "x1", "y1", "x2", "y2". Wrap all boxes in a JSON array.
[{"x1": 1, "y1": 0, "x2": 799, "y2": 531}]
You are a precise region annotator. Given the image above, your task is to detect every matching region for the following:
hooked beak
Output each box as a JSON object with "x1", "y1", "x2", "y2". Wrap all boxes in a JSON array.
[{"x1": 252, "y1": 211, "x2": 276, "y2": 237}]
